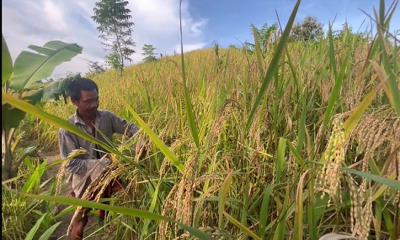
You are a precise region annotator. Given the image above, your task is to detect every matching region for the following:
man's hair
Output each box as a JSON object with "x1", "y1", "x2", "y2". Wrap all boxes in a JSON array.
[{"x1": 68, "y1": 76, "x2": 99, "y2": 102}]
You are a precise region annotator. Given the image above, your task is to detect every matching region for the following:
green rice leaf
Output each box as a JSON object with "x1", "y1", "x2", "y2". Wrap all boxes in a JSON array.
[
  {"x1": 126, "y1": 105, "x2": 184, "y2": 173},
  {"x1": 343, "y1": 168, "x2": 400, "y2": 191},
  {"x1": 13, "y1": 191, "x2": 211, "y2": 240},
  {"x1": 252, "y1": 25, "x2": 265, "y2": 77},
  {"x1": 343, "y1": 86, "x2": 378, "y2": 139},
  {"x1": 294, "y1": 170, "x2": 309, "y2": 240},
  {"x1": 141, "y1": 182, "x2": 161, "y2": 238},
  {"x1": 259, "y1": 185, "x2": 273, "y2": 238},
  {"x1": 246, "y1": 0, "x2": 301, "y2": 133},
  {"x1": 275, "y1": 138, "x2": 287, "y2": 183},
  {"x1": 224, "y1": 211, "x2": 261, "y2": 240},
  {"x1": 219, "y1": 171, "x2": 233, "y2": 228},
  {"x1": 179, "y1": 0, "x2": 200, "y2": 149},
  {"x1": 38, "y1": 221, "x2": 62, "y2": 240},
  {"x1": 25, "y1": 213, "x2": 47, "y2": 240},
  {"x1": 3, "y1": 92, "x2": 119, "y2": 155}
]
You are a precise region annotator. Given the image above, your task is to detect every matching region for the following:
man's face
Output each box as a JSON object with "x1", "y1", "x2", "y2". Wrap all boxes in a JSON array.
[{"x1": 73, "y1": 89, "x2": 99, "y2": 118}]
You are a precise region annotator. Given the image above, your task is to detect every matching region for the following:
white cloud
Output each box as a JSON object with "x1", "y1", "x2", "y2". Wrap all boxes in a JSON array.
[
  {"x1": 43, "y1": 0, "x2": 68, "y2": 32},
  {"x1": 2, "y1": 0, "x2": 207, "y2": 77},
  {"x1": 131, "y1": 0, "x2": 207, "y2": 61},
  {"x1": 174, "y1": 43, "x2": 207, "y2": 53}
]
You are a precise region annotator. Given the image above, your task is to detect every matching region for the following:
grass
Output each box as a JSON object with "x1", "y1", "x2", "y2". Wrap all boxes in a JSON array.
[{"x1": 2, "y1": 1, "x2": 400, "y2": 239}]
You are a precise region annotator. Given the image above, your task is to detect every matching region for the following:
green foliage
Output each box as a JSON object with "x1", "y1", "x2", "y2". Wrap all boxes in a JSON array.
[
  {"x1": 92, "y1": 0, "x2": 135, "y2": 73},
  {"x1": 14, "y1": 192, "x2": 212, "y2": 239},
  {"x1": 3, "y1": 0, "x2": 400, "y2": 239},
  {"x1": 179, "y1": 0, "x2": 200, "y2": 150},
  {"x1": 2, "y1": 35, "x2": 13, "y2": 86},
  {"x1": 343, "y1": 168, "x2": 400, "y2": 191},
  {"x1": 87, "y1": 61, "x2": 106, "y2": 77},
  {"x1": 9, "y1": 41, "x2": 82, "y2": 91},
  {"x1": 24, "y1": 213, "x2": 47, "y2": 240},
  {"x1": 106, "y1": 51, "x2": 124, "y2": 72},
  {"x1": 125, "y1": 104, "x2": 183, "y2": 172},
  {"x1": 2, "y1": 40, "x2": 82, "y2": 130},
  {"x1": 3, "y1": 92, "x2": 119, "y2": 155},
  {"x1": 291, "y1": 16, "x2": 324, "y2": 41},
  {"x1": 246, "y1": 0, "x2": 301, "y2": 133},
  {"x1": 142, "y1": 44, "x2": 157, "y2": 62},
  {"x1": 251, "y1": 23, "x2": 278, "y2": 55},
  {"x1": 1, "y1": 38, "x2": 82, "y2": 181}
]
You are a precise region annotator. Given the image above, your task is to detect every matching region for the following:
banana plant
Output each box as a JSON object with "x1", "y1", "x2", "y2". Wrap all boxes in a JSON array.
[{"x1": 2, "y1": 35, "x2": 82, "y2": 180}]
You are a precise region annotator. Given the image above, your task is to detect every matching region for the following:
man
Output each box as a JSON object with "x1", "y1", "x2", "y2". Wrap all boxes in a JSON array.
[{"x1": 59, "y1": 76, "x2": 138, "y2": 240}]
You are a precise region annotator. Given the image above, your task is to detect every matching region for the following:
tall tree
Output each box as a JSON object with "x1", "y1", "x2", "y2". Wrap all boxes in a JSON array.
[
  {"x1": 92, "y1": 0, "x2": 135, "y2": 74},
  {"x1": 87, "y1": 61, "x2": 106, "y2": 77},
  {"x1": 291, "y1": 16, "x2": 324, "y2": 41},
  {"x1": 142, "y1": 44, "x2": 157, "y2": 62}
]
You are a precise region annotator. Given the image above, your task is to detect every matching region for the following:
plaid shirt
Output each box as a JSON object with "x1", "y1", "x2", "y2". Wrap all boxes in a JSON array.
[{"x1": 59, "y1": 110, "x2": 138, "y2": 174}]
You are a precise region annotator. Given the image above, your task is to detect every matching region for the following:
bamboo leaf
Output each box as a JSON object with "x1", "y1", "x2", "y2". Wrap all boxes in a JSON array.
[{"x1": 125, "y1": 105, "x2": 184, "y2": 173}]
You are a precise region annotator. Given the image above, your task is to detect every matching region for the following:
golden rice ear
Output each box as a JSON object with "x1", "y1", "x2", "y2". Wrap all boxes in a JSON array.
[{"x1": 316, "y1": 116, "x2": 347, "y2": 201}]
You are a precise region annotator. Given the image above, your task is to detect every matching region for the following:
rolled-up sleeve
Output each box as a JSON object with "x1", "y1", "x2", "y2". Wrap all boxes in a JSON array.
[{"x1": 110, "y1": 113, "x2": 138, "y2": 137}]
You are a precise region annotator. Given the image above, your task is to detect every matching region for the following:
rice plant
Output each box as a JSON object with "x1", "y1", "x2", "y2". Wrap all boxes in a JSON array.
[{"x1": 2, "y1": 0, "x2": 400, "y2": 239}]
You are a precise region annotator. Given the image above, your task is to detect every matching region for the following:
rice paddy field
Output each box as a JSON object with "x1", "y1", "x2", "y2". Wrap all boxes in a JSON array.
[{"x1": 2, "y1": 2, "x2": 400, "y2": 240}]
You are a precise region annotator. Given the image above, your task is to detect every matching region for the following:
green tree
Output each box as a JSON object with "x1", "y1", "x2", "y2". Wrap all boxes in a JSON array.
[
  {"x1": 142, "y1": 44, "x2": 157, "y2": 62},
  {"x1": 245, "y1": 23, "x2": 278, "y2": 55},
  {"x1": 92, "y1": 0, "x2": 135, "y2": 74},
  {"x1": 291, "y1": 16, "x2": 324, "y2": 41},
  {"x1": 87, "y1": 61, "x2": 106, "y2": 77}
]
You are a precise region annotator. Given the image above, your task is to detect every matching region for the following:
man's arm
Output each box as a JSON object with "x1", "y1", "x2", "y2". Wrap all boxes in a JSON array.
[
  {"x1": 59, "y1": 129, "x2": 87, "y2": 174},
  {"x1": 110, "y1": 112, "x2": 138, "y2": 137}
]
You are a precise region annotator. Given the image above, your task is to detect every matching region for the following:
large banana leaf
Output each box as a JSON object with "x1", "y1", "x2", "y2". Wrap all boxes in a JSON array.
[
  {"x1": 9, "y1": 41, "x2": 82, "y2": 91},
  {"x1": 2, "y1": 103, "x2": 26, "y2": 129},
  {"x1": 2, "y1": 35, "x2": 13, "y2": 86},
  {"x1": 2, "y1": 77, "x2": 73, "y2": 130}
]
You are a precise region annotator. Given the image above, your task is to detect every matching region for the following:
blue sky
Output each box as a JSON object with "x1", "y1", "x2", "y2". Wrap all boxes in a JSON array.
[
  {"x1": 190, "y1": 0, "x2": 400, "y2": 47},
  {"x1": 2, "y1": 0, "x2": 399, "y2": 77}
]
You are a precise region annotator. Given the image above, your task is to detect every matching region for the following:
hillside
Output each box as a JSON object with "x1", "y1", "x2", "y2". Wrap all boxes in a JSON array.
[{"x1": 5, "y1": 34, "x2": 400, "y2": 239}]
